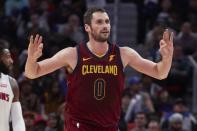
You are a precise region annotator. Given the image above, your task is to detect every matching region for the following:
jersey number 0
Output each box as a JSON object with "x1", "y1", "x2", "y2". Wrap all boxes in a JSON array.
[{"x1": 94, "y1": 79, "x2": 106, "y2": 100}]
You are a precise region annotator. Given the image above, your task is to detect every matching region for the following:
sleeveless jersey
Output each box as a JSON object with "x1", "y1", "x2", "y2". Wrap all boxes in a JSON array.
[
  {"x1": 65, "y1": 43, "x2": 125, "y2": 127},
  {"x1": 0, "y1": 73, "x2": 14, "y2": 131}
]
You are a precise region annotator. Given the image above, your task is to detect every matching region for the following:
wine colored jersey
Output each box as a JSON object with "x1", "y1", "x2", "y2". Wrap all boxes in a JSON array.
[{"x1": 65, "y1": 43, "x2": 125, "y2": 127}]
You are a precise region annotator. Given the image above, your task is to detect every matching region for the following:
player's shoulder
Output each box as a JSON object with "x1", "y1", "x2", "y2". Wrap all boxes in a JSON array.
[
  {"x1": 8, "y1": 76, "x2": 19, "y2": 100},
  {"x1": 63, "y1": 46, "x2": 77, "y2": 52},
  {"x1": 63, "y1": 47, "x2": 77, "y2": 53},
  {"x1": 8, "y1": 76, "x2": 18, "y2": 87},
  {"x1": 119, "y1": 46, "x2": 134, "y2": 49},
  {"x1": 119, "y1": 46, "x2": 136, "y2": 54},
  {"x1": 119, "y1": 46, "x2": 140, "y2": 62},
  {"x1": 58, "y1": 46, "x2": 77, "y2": 57}
]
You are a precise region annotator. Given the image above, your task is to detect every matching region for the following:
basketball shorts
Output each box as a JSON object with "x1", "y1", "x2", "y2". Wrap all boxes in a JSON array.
[{"x1": 64, "y1": 117, "x2": 118, "y2": 131}]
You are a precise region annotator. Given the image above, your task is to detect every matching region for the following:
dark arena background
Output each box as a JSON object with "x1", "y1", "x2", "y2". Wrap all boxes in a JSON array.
[{"x1": 0, "y1": 0, "x2": 197, "y2": 131}]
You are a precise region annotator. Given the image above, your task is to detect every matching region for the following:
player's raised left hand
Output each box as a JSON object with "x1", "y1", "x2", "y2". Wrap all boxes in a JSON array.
[{"x1": 159, "y1": 29, "x2": 174, "y2": 60}]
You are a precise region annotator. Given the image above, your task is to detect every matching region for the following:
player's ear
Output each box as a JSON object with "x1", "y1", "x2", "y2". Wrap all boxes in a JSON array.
[{"x1": 85, "y1": 24, "x2": 90, "y2": 32}]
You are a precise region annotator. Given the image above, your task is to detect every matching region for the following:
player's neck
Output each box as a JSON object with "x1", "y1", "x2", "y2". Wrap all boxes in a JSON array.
[{"x1": 87, "y1": 40, "x2": 109, "y2": 57}]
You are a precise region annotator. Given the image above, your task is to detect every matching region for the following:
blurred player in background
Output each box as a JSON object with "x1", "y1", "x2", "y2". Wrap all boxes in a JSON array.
[{"x1": 0, "y1": 41, "x2": 25, "y2": 131}]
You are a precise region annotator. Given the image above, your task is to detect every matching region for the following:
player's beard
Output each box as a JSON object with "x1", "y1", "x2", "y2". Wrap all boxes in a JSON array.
[
  {"x1": 91, "y1": 29, "x2": 110, "y2": 42},
  {"x1": 0, "y1": 61, "x2": 11, "y2": 74}
]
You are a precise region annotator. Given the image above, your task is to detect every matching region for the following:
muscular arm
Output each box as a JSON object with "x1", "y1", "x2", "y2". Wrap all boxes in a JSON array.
[
  {"x1": 25, "y1": 47, "x2": 77, "y2": 79},
  {"x1": 9, "y1": 77, "x2": 25, "y2": 131},
  {"x1": 121, "y1": 30, "x2": 173, "y2": 80},
  {"x1": 120, "y1": 47, "x2": 172, "y2": 80}
]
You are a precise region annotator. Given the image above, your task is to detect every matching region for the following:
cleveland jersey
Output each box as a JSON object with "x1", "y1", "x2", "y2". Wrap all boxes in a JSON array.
[
  {"x1": 0, "y1": 73, "x2": 14, "y2": 131},
  {"x1": 65, "y1": 43, "x2": 125, "y2": 127}
]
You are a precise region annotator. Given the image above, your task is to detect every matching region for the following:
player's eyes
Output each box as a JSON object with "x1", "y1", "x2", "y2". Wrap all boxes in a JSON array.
[
  {"x1": 96, "y1": 20, "x2": 103, "y2": 24},
  {"x1": 96, "y1": 19, "x2": 110, "y2": 25},
  {"x1": 105, "y1": 19, "x2": 110, "y2": 24}
]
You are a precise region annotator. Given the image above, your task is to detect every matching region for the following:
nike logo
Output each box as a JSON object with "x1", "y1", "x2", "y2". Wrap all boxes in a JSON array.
[{"x1": 82, "y1": 57, "x2": 92, "y2": 61}]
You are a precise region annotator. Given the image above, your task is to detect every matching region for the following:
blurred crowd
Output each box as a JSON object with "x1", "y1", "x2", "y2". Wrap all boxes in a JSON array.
[{"x1": 0, "y1": 0, "x2": 197, "y2": 131}]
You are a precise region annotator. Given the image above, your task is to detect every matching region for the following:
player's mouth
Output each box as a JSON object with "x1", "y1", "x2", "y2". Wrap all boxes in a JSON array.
[
  {"x1": 101, "y1": 31, "x2": 109, "y2": 34},
  {"x1": 101, "y1": 29, "x2": 109, "y2": 33}
]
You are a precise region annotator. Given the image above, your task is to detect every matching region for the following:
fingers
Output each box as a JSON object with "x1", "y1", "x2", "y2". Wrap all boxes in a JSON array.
[
  {"x1": 34, "y1": 34, "x2": 39, "y2": 44},
  {"x1": 160, "y1": 40, "x2": 167, "y2": 48},
  {"x1": 29, "y1": 34, "x2": 43, "y2": 47},
  {"x1": 38, "y1": 43, "x2": 43, "y2": 50},
  {"x1": 170, "y1": 32, "x2": 174, "y2": 44},
  {"x1": 37, "y1": 36, "x2": 43, "y2": 46},
  {"x1": 38, "y1": 43, "x2": 43, "y2": 57},
  {"x1": 28, "y1": 35, "x2": 34, "y2": 48},
  {"x1": 30, "y1": 35, "x2": 33, "y2": 44},
  {"x1": 159, "y1": 40, "x2": 169, "y2": 56},
  {"x1": 163, "y1": 29, "x2": 170, "y2": 43}
]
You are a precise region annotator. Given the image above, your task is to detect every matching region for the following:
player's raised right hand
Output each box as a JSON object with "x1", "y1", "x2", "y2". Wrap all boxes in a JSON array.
[{"x1": 28, "y1": 34, "x2": 43, "y2": 61}]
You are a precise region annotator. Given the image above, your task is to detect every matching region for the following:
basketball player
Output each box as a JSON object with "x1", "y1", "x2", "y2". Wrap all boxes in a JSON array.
[
  {"x1": 25, "y1": 7, "x2": 173, "y2": 131},
  {"x1": 0, "y1": 43, "x2": 25, "y2": 131}
]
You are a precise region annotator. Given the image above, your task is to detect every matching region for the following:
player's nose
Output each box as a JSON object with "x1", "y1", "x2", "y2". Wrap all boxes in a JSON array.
[{"x1": 9, "y1": 58, "x2": 13, "y2": 64}]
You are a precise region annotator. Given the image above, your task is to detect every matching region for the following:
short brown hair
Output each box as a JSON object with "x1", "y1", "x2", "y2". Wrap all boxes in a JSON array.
[{"x1": 83, "y1": 7, "x2": 106, "y2": 25}]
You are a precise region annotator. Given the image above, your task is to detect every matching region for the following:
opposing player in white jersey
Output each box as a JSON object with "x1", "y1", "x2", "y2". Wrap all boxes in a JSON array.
[{"x1": 0, "y1": 42, "x2": 25, "y2": 131}]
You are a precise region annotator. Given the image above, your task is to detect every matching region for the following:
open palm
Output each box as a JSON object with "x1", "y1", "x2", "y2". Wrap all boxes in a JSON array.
[
  {"x1": 28, "y1": 34, "x2": 43, "y2": 61},
  {"x1": 159, "y1": 29, "x2": 174, "y2": 59}
]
